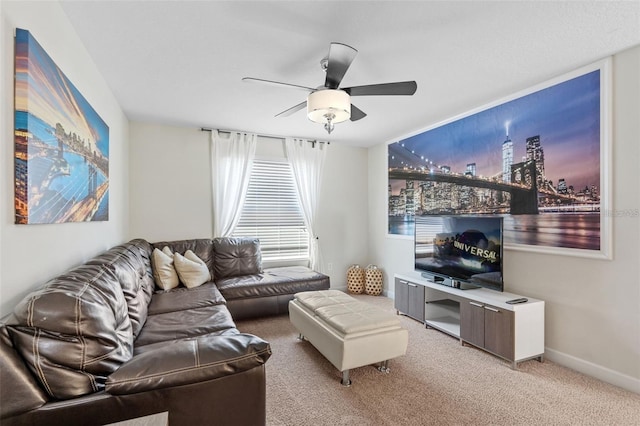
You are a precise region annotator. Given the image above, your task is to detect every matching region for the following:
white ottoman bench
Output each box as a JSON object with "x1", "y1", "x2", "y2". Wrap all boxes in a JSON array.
[{"x1": 289, "y1": 290, "x2": 408, "y2": 386}]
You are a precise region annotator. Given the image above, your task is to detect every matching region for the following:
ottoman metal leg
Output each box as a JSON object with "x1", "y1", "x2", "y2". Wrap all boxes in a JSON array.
[
  {"x1": 297, "y1": 333, "x2": 305, "y2": 341},
  {"x1": 377, "y1": 360, "x2": 390, "y2": 373},
  {"x1": 341, "y1": 370, "x2": 352, "y2": 387}
]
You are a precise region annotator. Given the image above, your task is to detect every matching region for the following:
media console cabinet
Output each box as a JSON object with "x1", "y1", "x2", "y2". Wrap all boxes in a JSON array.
[{"x1": 394, "y1": 272, "x2": 544, "y2": 369}]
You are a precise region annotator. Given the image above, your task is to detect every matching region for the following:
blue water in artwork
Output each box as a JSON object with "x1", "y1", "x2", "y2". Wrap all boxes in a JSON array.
[{"x1": 16, "y1": 110, "x2": 109, "y2": 223}]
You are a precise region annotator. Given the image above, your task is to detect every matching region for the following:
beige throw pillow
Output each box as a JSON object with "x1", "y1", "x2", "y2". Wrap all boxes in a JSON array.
[
  {"x1": 152, "y1": 246, "x2": 179, "y2": 290},
  {"x1": 174, "y1": 250, "x2": 211, "y2": 289}
]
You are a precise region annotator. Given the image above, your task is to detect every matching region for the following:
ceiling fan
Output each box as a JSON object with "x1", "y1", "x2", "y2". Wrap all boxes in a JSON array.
[{"x1": 243, "y1": 42, "x2": 417, "y2": 134}]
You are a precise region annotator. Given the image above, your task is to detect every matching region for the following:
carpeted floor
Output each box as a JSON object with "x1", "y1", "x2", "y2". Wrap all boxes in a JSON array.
[{"x1": 235, "y1": 294, "x2": 640, "y2": 426}]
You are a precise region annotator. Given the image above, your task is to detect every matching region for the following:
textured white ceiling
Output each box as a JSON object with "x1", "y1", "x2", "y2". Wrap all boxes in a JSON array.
[{"x1": 59, "y1": 1, "x2": 640, "y2": 147}]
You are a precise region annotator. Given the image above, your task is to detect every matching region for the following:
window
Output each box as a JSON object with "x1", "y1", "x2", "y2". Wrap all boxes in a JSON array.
[{"x1": 232, "y1": 159, "x2": 309, "y2": 263}]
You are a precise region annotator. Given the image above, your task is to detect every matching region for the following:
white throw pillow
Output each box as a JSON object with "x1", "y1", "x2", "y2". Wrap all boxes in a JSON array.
[
  {"x1": 173, "y1": 250, "x2": 211, "y2": 289},
  {"x1": 152, "y1": 246, "x2": 179, "y2": 290}
]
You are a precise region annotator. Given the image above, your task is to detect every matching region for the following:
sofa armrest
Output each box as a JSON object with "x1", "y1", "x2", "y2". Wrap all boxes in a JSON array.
[{"x1": 105, "y1": 333, "x2": 270, "y2": 395}]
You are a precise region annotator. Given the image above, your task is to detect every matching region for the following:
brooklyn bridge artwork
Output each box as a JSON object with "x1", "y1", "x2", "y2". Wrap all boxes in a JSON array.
[
  {"x1": 388, "y1": 62, "x2": 608, "y2": 255},
  {"x1": 14, "y1": 29, "x2": 109, "y2": 224}
]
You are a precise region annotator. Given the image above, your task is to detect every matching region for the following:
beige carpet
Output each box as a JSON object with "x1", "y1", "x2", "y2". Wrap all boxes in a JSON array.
[{"x1": 236, "y1": 294, "x2": 640, "y2": 426}]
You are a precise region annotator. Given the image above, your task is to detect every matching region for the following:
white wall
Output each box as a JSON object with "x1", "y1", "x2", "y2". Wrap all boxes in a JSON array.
[
  {"x1": 368, "y1": 45, "x2": 640, "y2": 393},
  {"x1": 316, "y1": 139, "x2": 370, "y2": 282},
  {"x1": 0, "y1": 1, "x2": 129, "y2": 316},
  {"x1": 128, "y1": 122, "x2": 369, "y2": 288},
  {"x1": 129, "y1": 124, "x2": 213, "y2": 241}
]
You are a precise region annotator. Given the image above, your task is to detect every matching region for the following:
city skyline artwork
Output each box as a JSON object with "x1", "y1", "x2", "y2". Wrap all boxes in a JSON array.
[
  {"x1": 388, "y1": 60, "x2": 609, "y2": 257},
  {"x1": 14, "y1": 29, "x2": 109, "y2": 224}
]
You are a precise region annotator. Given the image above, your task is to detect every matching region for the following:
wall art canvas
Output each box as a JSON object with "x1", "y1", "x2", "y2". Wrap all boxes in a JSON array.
[
  {"x1": 388, "y1": 59, "x2": 611, "y2": 259},
  {"x1": 14, "y1": 28, "x2": 109, "y2": 224}
]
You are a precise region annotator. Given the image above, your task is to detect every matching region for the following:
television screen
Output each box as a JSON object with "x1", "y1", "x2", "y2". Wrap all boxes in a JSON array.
[{"x1": 414, "y1": 215, "x2": 504, "y2": 292}]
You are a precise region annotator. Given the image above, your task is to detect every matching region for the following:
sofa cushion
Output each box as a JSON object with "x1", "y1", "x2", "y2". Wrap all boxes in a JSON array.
[
  {"x1": 216, "y1": 266, "x2": 330, "y2": 300},
  {"x1": 213, "y1": 237, "x2": 262, "y2": 279},
  {"x1": 147, "y1": 283, "x2": 224, "y2": 315},
  {"x1": 174, "y1": 250, "x2": 211, "y2": 288},
  {"x1": 8, "y1": 262, "x2": 134, "y2": 400},
  {"x1": 106, "y1": 333, "x2": 271, "y2": 395},
  {"x1": 151, "y1": 247, "x2": 180, "y2": 291},
  {"x1": 134, "y1": 303, "x2": 236, "y2": 348}
]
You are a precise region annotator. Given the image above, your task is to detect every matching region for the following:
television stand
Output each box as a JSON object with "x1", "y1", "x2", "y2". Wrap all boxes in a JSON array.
[{"x1": 395, "y1": 272, "x2": 545, "y2": 369}]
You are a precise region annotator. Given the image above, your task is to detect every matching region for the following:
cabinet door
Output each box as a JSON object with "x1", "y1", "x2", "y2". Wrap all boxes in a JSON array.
[
  {"x1": 394, "y1": 279, "x2": 409, "y2": 314},
  {"x1": 460, "y1": 301, "x2": 485, "y2": 348},
  {"x1": 484, "y1": 305, "x2": 514, "y2": 360},
  {"x1": 408, "y1": 282, "x2": 425, "y2": 321}
]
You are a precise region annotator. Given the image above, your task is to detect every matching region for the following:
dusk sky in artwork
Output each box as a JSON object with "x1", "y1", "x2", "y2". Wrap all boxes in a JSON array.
[
  {"x1": 388, "y1": 70, "x2": 601, "y2": 193},
  {"x1": 15, "y1": 29, "x2": 109, "y2": 156}
]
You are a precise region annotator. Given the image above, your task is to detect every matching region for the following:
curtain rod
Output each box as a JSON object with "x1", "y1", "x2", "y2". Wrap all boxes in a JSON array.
[{"x1": 200, "y1": 127, "x2": 329, "y2": 145}]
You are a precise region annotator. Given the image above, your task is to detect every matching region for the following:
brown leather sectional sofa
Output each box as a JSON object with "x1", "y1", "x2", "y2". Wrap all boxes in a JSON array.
[{"x1": 0, "y1": 237, "x2": 330, "y2": 425}]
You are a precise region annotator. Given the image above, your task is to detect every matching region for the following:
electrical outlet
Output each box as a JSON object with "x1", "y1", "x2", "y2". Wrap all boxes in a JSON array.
[{"x1": 327, "y1": 263, "x2": 333, "y2": 271}]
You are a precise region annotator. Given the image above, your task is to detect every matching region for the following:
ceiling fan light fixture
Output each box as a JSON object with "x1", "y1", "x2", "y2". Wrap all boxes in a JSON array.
[{"x1": 307, "y1": 89, "x2": 351, "y2": 133}]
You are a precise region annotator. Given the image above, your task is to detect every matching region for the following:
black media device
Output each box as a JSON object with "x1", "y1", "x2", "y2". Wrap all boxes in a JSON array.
[
  {"x1": 414, "y1": 215, "x2": 504, "y2": 292},
  {"x1": 506, "y1": 298, "x2": 528, "y2": 304}
]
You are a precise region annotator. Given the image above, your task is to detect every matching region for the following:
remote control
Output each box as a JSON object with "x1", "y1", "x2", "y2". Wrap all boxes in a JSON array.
[{"x1": 506, "y1": 298, "x2": 528, "y2": 304}]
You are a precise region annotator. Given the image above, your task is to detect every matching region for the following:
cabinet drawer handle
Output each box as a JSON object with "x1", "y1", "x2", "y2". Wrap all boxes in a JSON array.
[
  {"x1": 469, "y1": 301, "x2": 484, "y2": 308},
  {"x1": 408, "y1": 283, "x2": 418, "y2": 287},
  {"x1": 399, "y1": 280, "x2": 407, "y2": 285},
  {"x1": 484, "y1": 306, "x2": 500, "y2": 313}
]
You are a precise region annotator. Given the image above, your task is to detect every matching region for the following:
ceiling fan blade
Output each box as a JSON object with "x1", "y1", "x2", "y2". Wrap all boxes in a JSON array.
[
  {"x1": 324, "y1": 42, "x2": 358, "y2": 89},
  {"x1": 350, "y1": 104, "x2": 367, "y2": 122},
  {"x1": 343, "y1": 81, "x2": 417, "y2": 96},
  {"x1": 242, "y1": 77, "x2": 315, "y2": 92},
  {"x1": 275, "y1": 101, "x2": 307, "y2": 117}
]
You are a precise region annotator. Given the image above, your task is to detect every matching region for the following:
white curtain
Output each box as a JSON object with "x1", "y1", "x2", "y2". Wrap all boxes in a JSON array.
[
  {"x1": 284, "y1": 138, "x2": 327, "y2": 271},
  {"x1": 210, "y1": 130, "x2": 256, "y2": 237}
]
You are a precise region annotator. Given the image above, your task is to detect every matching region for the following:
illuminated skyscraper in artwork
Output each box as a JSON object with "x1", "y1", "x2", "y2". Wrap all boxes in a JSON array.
[
  {"x1": 466, "y1": 163, "x2": 476, "y2": 177},
  {"x1": 558, "y1": 178, "x2": 567, "y2": 194},
  {"x1": 502, "y1": 123, "x2": 513, "y2": 183},
  {"x1": 405, "y1": 180, "x2": 415, "y2": 215},
  {"x1": 526, "y1": 135, "x2": 546, "y2": 190}
]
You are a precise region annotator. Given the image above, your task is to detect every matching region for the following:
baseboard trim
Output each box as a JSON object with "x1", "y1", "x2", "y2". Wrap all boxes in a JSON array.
[
  {"x1": 544, "y1": 348, "x2": 640, "y2": 394},
  {"x1": 334, "y1": 286, "x2": 393, "y2": 299}
]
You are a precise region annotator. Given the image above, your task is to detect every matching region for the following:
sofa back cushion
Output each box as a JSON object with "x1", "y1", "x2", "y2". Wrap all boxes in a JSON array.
[
  {"x1": 87, "y1": 239, "x2": 155, "y2": 338},
  {"x1": 213, "y1": 237, "x2": 263, "y2": 279},
  {"x1": 8, "y1": 261, "x2": 134, "y2": 400}
]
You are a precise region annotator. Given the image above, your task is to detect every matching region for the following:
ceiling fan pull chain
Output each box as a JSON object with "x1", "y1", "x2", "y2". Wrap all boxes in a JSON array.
[{"x1": 324, "y1": 113, "x2": 335, "y2": 134}]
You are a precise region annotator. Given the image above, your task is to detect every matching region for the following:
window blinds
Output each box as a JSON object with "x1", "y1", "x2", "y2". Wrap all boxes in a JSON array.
[{"x1": 232, "y1": 160, "x2": 310, "y2": 262}]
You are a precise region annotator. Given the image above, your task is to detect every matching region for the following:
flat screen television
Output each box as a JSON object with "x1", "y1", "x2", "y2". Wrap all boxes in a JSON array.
[{"x1": 414, "y1": 215, "x2": 504, "y2": 292}]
